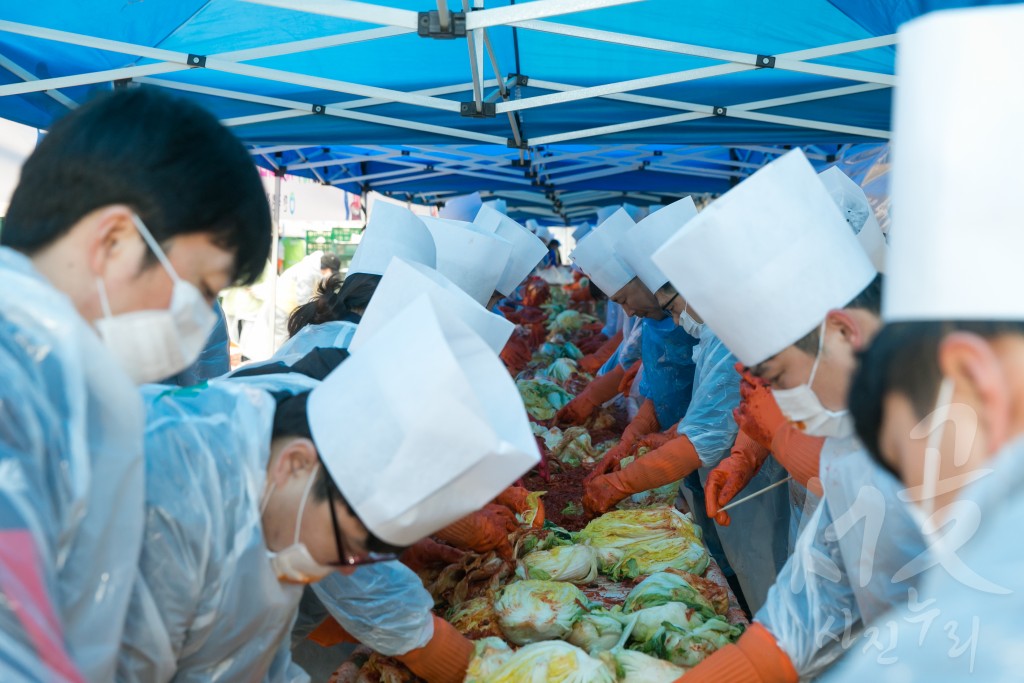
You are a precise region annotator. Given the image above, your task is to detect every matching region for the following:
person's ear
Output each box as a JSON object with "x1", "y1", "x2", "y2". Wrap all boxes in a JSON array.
[
  {"x1": 938, "y1": 331, "x2": 1011, "y2": 452},
  {"x1": 269, "y1": 437, "x2": 319, "y2": 486},
  {"x1": 86, "y1": 205, "x2": 139, "y2": 277},
  {"x1": 826, "y1": 309, "x2": 861, "y2": 351}
]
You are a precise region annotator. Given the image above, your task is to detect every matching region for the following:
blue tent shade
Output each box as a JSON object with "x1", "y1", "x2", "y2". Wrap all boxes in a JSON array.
[{"x1": 0, "y1": 0, "x2": 895, "y2": 146}]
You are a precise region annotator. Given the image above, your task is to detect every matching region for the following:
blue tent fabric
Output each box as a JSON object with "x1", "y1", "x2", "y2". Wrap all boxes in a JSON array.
[
  {"x1": 828, "y1": 0, "x2": 1019, "y2": 37},
  {"x1": 0, "y1": 0, "x2": 893, "y2": 145}
]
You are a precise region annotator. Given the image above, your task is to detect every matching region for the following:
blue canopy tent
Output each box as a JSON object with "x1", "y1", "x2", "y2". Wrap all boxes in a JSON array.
[{"x1": 0, "y1": 0, "x2": 990, "y2": 220}]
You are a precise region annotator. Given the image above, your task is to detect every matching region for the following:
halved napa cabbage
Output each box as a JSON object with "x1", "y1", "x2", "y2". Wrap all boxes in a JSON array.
[
  {"x1": 493, "y1": 580, "x2": 591, "y2": 645},
  {"x1": 628, "y1": 601, "x2": 702, "y2": 643},
  {"x1": 518, "y1": 379, "x2": 574, "y2": 420},
  {"x1": 638, "y1": 618, "x2": 744, "y2": 668},
  {"x1": 521, "y1": 545, "x2": 599, "y2": 584},
  {"x1": 464, "y1": 637, "x2": 513, "y2": 682},
  {"x1": 576, "y1": 508, "x2": 709, "y2": 579},
  {"x1": 482, "y1": 641, "x2": 616, "y2": 683},
  {"x1": 597, "y1": 649, "x2": 687, "y2": 683},
  {"x1": 623, "y1": 572, "x2": 718, "y2": 620},
  {"x1": 567, "y1": 609, "x2": 626, "y2": 654}
]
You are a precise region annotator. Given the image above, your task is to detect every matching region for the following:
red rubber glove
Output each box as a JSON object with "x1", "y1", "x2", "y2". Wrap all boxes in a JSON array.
[
  {"x1": 398, "y1": 616, "x2": 475, "y2": 683},
  {"x1": 494, "y1": 485, "x2": 545, "y2": 528},
  {"x1": 733, "y1": 363, "x2": 787, "y2": 452},
  {"x1": 434, "y1": 505, "x2": 517, "y2": 559},
  {"x1": 400, "y1": 538, "x2": 467, "y2": 573},
  {"x1": 585, "y1": 399, "x2": 661, "y2": 483},
  {"x1": 579, "y1": 329, "x2": 623, "y2": 374},
  {"x1": 500, "y1": 329, "x2": 532, "y2": 375},
  {"x1": 670, "y1": 622, "x2": 797, "y2": 683},
  {"x1": 583, "y1": 435, "x2": 701, "y2": 516},
  {"x1": 705, "y1": 431, "x2": 771, "y2": 526},
  {"x1": 555, "y1": 365, "x2": 626, "y2": 426}
]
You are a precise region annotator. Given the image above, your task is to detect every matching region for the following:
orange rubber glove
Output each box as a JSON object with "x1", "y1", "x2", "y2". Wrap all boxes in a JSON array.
[
  {"x1": 733, "y1": 365, "x2": 787, "y2": 452},
  {"x1": 583, "y1": 434, "x2": 701, "y2": 516},
  {"x1": 494, "y1": 485, "x2": 545, "y2": 527},
  {"x1": 579, "y1": 329, "x2": 623, "y2": 374},
  {"x1": 669, "y1": 623, "x2": 797, "y2": 683},
  {"x1": 398, "y1": 616, "x2": 475, "y2": 683},
  {"x1": 555, "y1": 365, "x2": 626, "y2": 426},
  {"x1": 617, "y1": 361, "x2": 642, "y2": 396},
  {"x1": 771, "y1": 424, "x2": 824, "y2": 495},
  {"x1": 585, "y1": 399, "x2": 661, "y2": 483},
  {"x1": 634, "y1": 422, "x2": 680, "y2": 452},
  {"x1": 400, "y1": 538, "x2": 467, "y2": 573},
  {"x1": 434, "y1": 505, "x2": 517, "y2": 559},
  {"x1": 705, "y1": 431, "x2": 771, "y2": 526},
  {"x1": 309, "y1": 616, "x2": 474, "y2": 683},
  {"x1": 735, "y1": 363, "x2": 824, "y2": 491}
]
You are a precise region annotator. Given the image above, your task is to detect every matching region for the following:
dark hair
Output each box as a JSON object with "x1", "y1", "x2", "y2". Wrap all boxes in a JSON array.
[
  {"x1": 792, "y1": 274, "x2": 884, "y2": 355},
  {"x1": 321, "y1": 253, "x2": 341, "y2": 273},
  {"x1": 271, "y1": 390, "x2": 407, "y2": 554},
  {"x1": 589, "y1": 277, "x2": 608, "y2": 302},
  {"x1": 849, "y1": 320, "x2": 1024, "y2": 470},
  {"x1": 287, "y1": 272, "x2": 381, "y2": 338},
  {"x1": 2, "y1": 87, "x2": 271, "y2": 286}
]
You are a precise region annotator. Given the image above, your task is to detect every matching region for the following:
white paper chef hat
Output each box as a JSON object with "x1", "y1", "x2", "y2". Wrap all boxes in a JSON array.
[
  {"x1": 569, "y1": 208, "x2": 636, "y2": 296},
  {"x1": 651, "y1": 149, "x2": 876, "y2": 366},
  {"x1": 309, "y1": 295, "x2": 540, "y2": 546},
  {"x1": 884, "y1": 6, "x2": 1024, "y2": 322},
  {"x1": 439, "y1": 192, "x2": 482, "y2": 222},
  {"x1": 348, "y1": 202, "x2": 436, "y2": 276},
  {"x1": 818, "y1": 166, "x2": 888, "y2": 273},
  {"x1": 350, "y1": 257, "x2": 514, "y2": 354},
  {"x1": 596, "y1": 203, "x2": 642, "y2": 225},
  {"x1": 534, "y1": 225, "x2": 554, "y2": 244},
  {"x1": 483, "y1": 198, "x2": 508, "y2": 215},
  {"x1": 422, "y1": 216, "x2": 514, "y2": 306},
  {"x1": 616, "y1": 196, "x2": 698, "y2": 292},
  {"x1": 474, "y1": 205, "x2": 548, "y2": 296},
  {"x1": 572, "y1": 223, "x2": 593, "y2": 243}
]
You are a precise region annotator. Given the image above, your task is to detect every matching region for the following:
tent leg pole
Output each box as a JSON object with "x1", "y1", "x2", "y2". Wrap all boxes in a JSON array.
[{"x1": 270, "y1": 173, "x2": 282, "y2": 352}]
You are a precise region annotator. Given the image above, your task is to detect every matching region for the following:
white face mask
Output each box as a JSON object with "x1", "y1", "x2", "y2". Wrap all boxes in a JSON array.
[
  {"x1": 772, "y1": 321, "x2": 854, "y2": 438},
  {"x1": 261, "y1": 464, "x2": 335, "y2": 585},
  {"x1": 678, "y1": 301, "x2": 704, "y2": 338},
  {"x1": 94, "y1": 214, "x2": 217, "y2": 384}
]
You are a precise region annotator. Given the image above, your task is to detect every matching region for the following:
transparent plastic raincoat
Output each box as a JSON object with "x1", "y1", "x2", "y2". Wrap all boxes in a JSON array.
[
  {"x1": 676, "y1": 330, "x2": 790, "y2": 613},
  {"x1": 118, "y1": 373, "x2": 319, "y2": 682},
  {"x1": 0, "y1": 247, "x2": 144, "y2": 682},
  {"x1": 758, "y1": 436, "x2": 927, "y2": 679}
]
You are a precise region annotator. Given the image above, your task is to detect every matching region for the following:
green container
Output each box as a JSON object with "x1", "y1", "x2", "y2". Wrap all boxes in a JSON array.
[{"x1": 281, "y1": 237, "x2": 306, "y2": 271}]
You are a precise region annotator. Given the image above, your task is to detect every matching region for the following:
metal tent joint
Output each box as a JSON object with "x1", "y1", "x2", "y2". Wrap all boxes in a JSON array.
[
  {"x1": 187, "y1": 54, "x2": 207, "y2": 68},
  {"x1": 508, "y1": 73, "x2": 529, "y2": 87},
  {"x1": 311, "y1": 103, "x2": 326, "y2": 114},
  {"x1": 418, "y1": 10, "x2": 467, "y2": 39},
  {"x1": 756, "y1": 54, "x2": 776, "y2": 69},
  {"x1": 713, "y1": 105, "x2": 728, "y2": 116},
  {"x1": 460, "y1": 101, "x2": 496, "y2": 117},
  {"x1": 507, "y1": 137, "x2": 529, "y2": 149}
]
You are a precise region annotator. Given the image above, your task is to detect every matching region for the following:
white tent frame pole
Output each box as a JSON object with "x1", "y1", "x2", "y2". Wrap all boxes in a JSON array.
[
  {"x1": 363, "y1": 155, "x2": 535, "y2": 185},
  {"x1": 134, "y1": 76, "x2": 506, "y2": 144},
  {"x1": 0, "y1": 53, "x2": 77, "y2": 109},
  {"x1": 437, "y1": 0, "x2": 451, "y2": 32},
  {"x1": 497, "y1": 63, "x2": 751, "y2": 114},
  {"x1": 551, "y1": 163, "x2": 645, "y2": 185},
  {"x1": 530, "y1": 82, "x2": 890, "y2": 145},
  {"x1": 250, "y1": 144, "x2": 311, "y2": 155},
  {"x1": 646, "y1": 163, "x2": 747, "y2": 180},
  {"x1": 285, "y1": 152, "x2": 404, "y2": 171},
  {"x1": 512, "y1": 20, "x2": 896, "y2": 85},
  {"x1": 223, "y1": 110, "x2": 310, "y2": 127},
  {"x1": 0, "y1": 63, "x2": 189, "y2": 97},
  {"x1": 216, "y1": 26, "x2": 413, "y2": 62},
  {"x1": 243, "y1": 0, "x2": 420, "y2": 29},
  {"x1": 269, "y1": 173, "x2": 282, "y2": 347},
  {"x1": 0, "y1": 19, "x2": 461, "y2": 113},
  {"x1": 244, "y1": 0, "x2": 642, "y2": 30}
]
